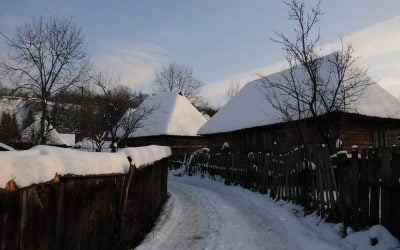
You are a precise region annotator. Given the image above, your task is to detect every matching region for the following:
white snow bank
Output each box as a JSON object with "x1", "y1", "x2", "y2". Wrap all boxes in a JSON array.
[
  {"x1": 123, "y1": 146, "x2": 172, "y2": 169},
  {"x1": 0, "y1": 145, "x2": 171, "y2": 189}
]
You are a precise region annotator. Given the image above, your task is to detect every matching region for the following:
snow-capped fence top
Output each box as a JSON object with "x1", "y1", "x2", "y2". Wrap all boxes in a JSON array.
[{"x1": 0, "y1": 145, "x2": 171, "y2": 189}]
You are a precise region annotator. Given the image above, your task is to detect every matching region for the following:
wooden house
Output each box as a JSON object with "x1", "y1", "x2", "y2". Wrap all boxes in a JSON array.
[
  {"x1": 120, "y1": 92, "x2": 208, "y2": 158},
  {"x1": 198, "y1": 57, "x2": 400, "y2": 153}
]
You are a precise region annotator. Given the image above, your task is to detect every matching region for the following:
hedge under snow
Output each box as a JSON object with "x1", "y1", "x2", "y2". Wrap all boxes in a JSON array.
[{"x1": 0, "y1": 145, "x2": 171, "y2": 189}]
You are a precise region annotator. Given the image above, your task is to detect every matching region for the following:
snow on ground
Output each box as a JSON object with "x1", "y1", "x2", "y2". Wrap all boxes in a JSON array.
[
  {"x1": 0, "y1": 145, "x2": 171, "y2": 189},
  {"x1": 138, "y1": 174, "x2": 400, "y2": 250}
]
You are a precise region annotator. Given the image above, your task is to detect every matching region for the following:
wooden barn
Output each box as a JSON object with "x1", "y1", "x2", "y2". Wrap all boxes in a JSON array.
[
  {"x1": 198, "y1": 62, "x2": 400, "y2": 154},
  {"x1": 120, "y1": 92, "x2": 208, "y2": 158}
]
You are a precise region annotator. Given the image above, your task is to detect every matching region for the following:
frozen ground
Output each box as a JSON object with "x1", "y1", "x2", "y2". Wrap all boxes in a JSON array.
[{"x1": 138, "y1": 175, "x2": 399, "y2": 250}]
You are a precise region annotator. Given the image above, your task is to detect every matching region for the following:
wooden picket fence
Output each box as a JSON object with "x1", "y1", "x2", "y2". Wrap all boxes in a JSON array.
[
  {"x1": 0, "y1": 158, "x2": 168, "y2": 250},
  {"x1": 185, "y1": 147, "x2": 400, "y2": 238}
]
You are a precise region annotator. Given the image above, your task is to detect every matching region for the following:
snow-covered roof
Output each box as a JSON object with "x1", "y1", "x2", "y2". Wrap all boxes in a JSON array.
[
  {"x1": 0, "y1": 145, "x2": 171, "y2": 189},
  {"x1": 21, "y1": 115, "x2": 75, "y2": 146},
  {"x1": 129, "y1": 92, "x2": 207, "y2": 137},
  {"x1": 199, "y1": 54, "x2": 400, "y2": 135},
  {"x1": 0, "y1": 142, "x2": 15, "y2": 151}
]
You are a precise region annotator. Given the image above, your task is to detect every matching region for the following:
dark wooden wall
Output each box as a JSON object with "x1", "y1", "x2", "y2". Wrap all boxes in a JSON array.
[
  {"x1": 203, "y1": 112, "x2": 400, "y2": 153},
  {"x1": 121, "y1": 135, "x2": 208, "y2": 157},
  {"x1": 0, "y1": 159, "x2": 168, "y2": 250}
]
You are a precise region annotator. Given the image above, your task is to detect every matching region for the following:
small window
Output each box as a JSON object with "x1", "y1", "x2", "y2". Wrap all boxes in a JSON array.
[{"x1": 373, "y1": 128, "x2": 386, "y2": 148}]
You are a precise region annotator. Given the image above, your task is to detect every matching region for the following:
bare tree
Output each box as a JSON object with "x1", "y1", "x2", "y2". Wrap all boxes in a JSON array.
[
  {"x1": 153, "y1": 62, "x2": 204, "y2": 105},
  {"x1": 90, "y1": 72, "x2": 156, "y2": 152},
  {"x1": 0, "y1": 16, "x2": 90, "y2": 144},
  {"x1": 225, "y1": 80, "x2": 240, "y2": 101},
  {"x1": 259, "y1": 0, "x2": 372, "y2": 152}
]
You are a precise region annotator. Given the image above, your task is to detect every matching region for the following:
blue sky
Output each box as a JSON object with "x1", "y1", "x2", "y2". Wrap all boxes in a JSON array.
[{"x1": 1, "y1": 0, "x2": 400, "y2": 105}]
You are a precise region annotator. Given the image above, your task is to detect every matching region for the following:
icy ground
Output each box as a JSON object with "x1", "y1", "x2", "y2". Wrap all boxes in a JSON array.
[{"x1": 138, "y1": 175, "x2": 399, "y2": 250}]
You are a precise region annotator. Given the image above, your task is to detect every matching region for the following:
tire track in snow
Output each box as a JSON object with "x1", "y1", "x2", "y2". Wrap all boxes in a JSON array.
[
  {"x1": 137, "y1": 181, "x2": 208, "y2": 250},
  {"x1": 138, "y1": 178, "x2": 293, "y2": 250}
]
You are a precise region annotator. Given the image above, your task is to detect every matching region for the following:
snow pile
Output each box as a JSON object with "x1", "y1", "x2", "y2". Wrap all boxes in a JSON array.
[
  {"x1": 0, "y1": 145, "x2": 171, "y2": 189},
  {"x1": 122, "y1": 146, "x2": 172, "y2": 169},
  {"x1": 127, "y1": 92, "x2": 207, "y2": 137},
  {"x1": 58, "y1": 133, "x2": 75, "y2": 146},
  {"x1": 198, "y1": 53, "x2": 400, "y2": 135}
]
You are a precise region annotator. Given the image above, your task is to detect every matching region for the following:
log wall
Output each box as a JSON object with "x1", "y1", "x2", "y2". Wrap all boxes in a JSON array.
[{"x1": 203, "y1": 112, "x2": 400, "y2": 153}]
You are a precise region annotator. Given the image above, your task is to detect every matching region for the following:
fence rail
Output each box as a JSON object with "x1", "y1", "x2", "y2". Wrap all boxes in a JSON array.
[
  {"x1": 0, "y1": 158, "x2": 168, "y2": 250},
  {"x1": 185, "y1": 147, "x2": 400, "y2": 238}
]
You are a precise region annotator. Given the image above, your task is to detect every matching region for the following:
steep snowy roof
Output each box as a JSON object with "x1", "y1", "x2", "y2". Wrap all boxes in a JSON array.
[
  {"x1": 130, "y1": 92, "x2": 207, "y2": 137},
  {"x1": 21, "y1": 115, "x2": 75, "y2": 146},
  {"x1": 199, "y1": 55, "x2": 400, "y2": 135}
]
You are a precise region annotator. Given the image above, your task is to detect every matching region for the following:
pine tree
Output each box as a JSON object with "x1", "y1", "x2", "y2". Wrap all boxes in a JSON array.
[{"x1": 0, "y1": 112, "x2": 20, "y2": 143}]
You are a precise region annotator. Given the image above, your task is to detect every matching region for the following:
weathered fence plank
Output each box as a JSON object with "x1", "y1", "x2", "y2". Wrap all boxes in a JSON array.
[
  {"x1": 0, "y1": 190, "x2": 21, "y2": 250},
  {"x1": 0, "y1": 158, "x2": 169, "y2": 250},
  {"x1": 19, "y1": 183, "x2": 60, "y2": 250}
]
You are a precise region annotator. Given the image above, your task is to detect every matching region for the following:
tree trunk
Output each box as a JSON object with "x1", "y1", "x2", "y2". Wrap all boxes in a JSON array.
[
  {"x1": 40, "y1": 100, "x2": 48, "y2": 145},
  {"x1": 111, "y1": 142, "x2": 117, "y2": 153}
]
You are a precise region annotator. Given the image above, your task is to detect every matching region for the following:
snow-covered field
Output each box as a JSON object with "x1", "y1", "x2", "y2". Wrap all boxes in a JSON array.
[{"x1": 138, "y1": 174, "x2": 399, "y2": 250}]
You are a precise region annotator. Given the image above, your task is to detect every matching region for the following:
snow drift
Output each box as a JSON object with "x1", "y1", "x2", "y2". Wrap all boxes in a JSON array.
[{"x1": 0, "y1": 145, "x2": 171, "y2": 189}]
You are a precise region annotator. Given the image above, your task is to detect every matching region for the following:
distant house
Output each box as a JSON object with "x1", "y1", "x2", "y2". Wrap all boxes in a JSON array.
[
  {"x1": 120, "y1": 92, "x2": 208, "y2": 157},
  {"x1": 198, "y1": 56, "x2": 400, "y2": 153},
  {"x1": 21, "y1": 116, "x2": 76, "y2": 147}
]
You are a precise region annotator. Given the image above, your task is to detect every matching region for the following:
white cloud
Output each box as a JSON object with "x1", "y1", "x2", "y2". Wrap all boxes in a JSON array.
[
  {"x1": 92, "y1": 43, "x2": 169, "y2": 90},
  {"x1": 204, "y1": 15, "x2": 400, "y2": 106}
]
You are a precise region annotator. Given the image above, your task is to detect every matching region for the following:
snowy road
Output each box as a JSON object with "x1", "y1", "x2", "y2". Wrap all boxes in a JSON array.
[{"x1": 137, "y1": 175, "x2": 342, "y2": 250}]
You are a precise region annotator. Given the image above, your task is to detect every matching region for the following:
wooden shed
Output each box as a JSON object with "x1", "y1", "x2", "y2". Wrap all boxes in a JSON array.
[
  {"x1": 120, "y1": 92, "x2": 208, "y2": 158},
  {"x1": 198, "y1": 61, "x2": 400, "y2": 153}
]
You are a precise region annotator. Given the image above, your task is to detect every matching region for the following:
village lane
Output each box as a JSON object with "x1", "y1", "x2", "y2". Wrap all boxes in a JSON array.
[{"x1": 137, "y1": 175, "x2": 341, "y2": 250}]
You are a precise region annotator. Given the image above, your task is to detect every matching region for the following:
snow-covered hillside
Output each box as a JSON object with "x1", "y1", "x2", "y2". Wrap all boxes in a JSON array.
[{"x1": 0, "y1": 96, "x2": 33, "y2": 128}]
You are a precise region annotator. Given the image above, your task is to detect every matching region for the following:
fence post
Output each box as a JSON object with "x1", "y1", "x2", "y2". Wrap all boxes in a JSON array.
[
  {"x1": 349, "y1": 147, "x2": 361, "y2": 230},
  {"x1": 380, "y1": 148, "x2": 393, "y2": 233},
  {"x1": 359, "y1": 150, "x2": 369, "y2": 228},
  {"x1": 367, "y1": 148, "x2": 380, "y2": 226},
  {"x1": 390, "y1": 147, "x2": 400, "y2": 239}
]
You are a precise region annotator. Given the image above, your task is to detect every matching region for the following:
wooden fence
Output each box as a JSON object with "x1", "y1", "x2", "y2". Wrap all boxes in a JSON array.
[
  {"x1": 185, "y1": 147, "x2": 400, "y2": 238},
  {"x1": 0, "y1": 158, "x2": 168, "y2": 250}
]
